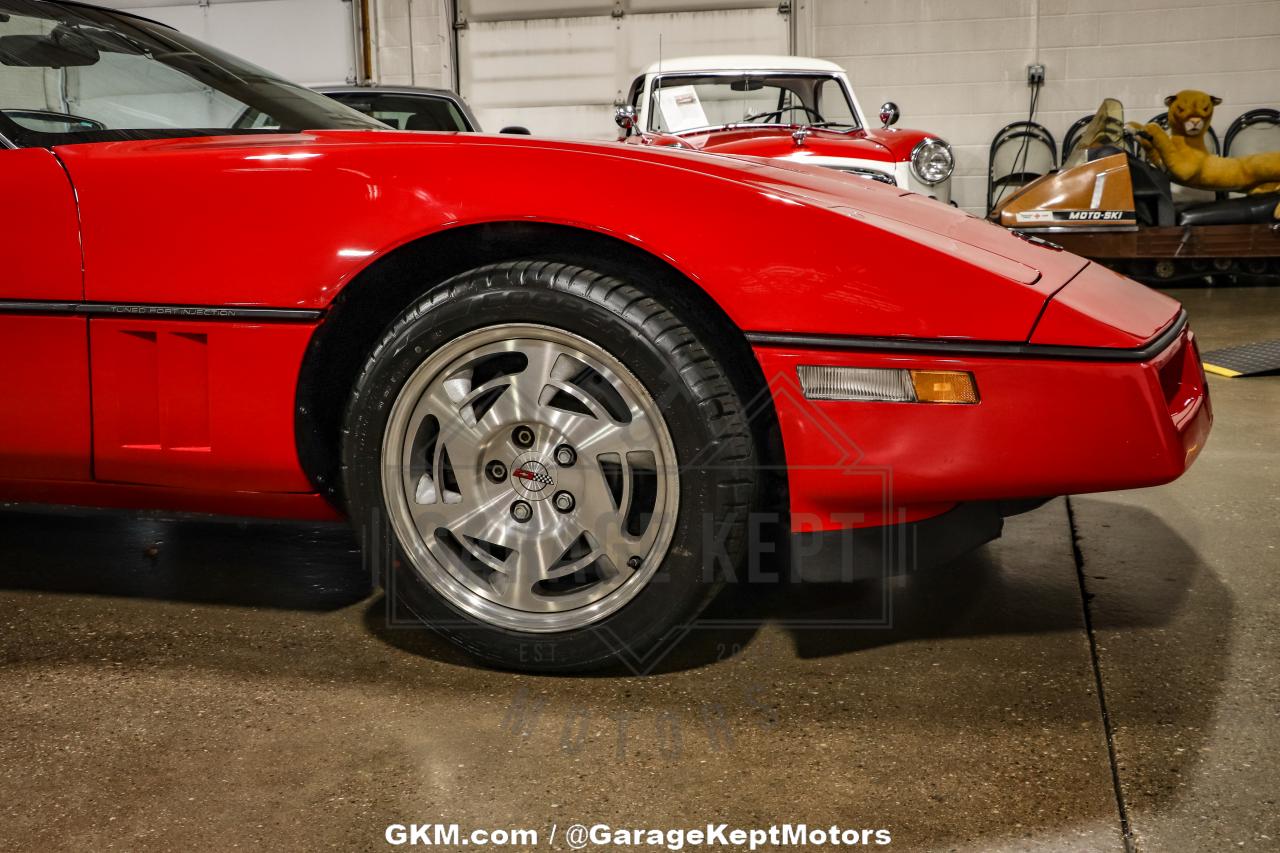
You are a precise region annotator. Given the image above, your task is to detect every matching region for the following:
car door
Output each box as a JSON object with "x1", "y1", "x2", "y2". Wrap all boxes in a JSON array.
[{"x1": 0, "y1": 144, "x2": 91, "y2": 481}]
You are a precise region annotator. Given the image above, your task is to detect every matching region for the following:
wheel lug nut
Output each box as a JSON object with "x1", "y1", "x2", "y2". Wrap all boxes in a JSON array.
[
  {"x1": 486, "y1": 460, "x2": 508, "y2": 483},
  {"x1": 510, "y1": 500, "x2": 533, "y2": 523},
  {"x1": 554, "y1": 444, "x2": 577, "y2": 467},
  {"x1": 512, "y1": 425, "x2": 535, "y2": 448},
  {"x1": 552, "y1": 491, "x2": 575, "y2": 513}
]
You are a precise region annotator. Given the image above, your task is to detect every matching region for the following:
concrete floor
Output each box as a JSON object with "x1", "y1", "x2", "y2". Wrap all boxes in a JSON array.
[{"x1": 1, "y1": 287, "x2": 1276, "y2": 852}]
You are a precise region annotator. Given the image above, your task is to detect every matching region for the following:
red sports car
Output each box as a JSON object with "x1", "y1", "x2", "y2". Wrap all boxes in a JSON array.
[{"x1": 0, "y1": 0, "x2": 1210, "y2": 671}]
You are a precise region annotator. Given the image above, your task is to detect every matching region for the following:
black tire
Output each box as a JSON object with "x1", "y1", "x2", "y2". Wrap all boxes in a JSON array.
[{"x1": 342, "y1": 261, "x2": 756, "y2": 672}]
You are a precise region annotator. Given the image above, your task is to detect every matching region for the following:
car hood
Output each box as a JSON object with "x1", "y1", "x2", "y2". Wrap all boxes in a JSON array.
[
  {"x1": 626, "y1": 138, "x2": 1174, "y2": 347},
  {"x1": 665, "y1": 125, "x2": 898, "y2": 160},
  {"x1": 661, "y1": 124, "x2": 936, "y2": 162},
  {"x1": 704, "y1": 150, "x2": 1091, "y2": 290},
  {"x1": 622, "y1": 139, "x2": 1062, "y2": 278},
  {"x1": 139, "y1": 127, "x2": 1078, "y2": 289},
  {"x1": 725, "y1": 156, "x2": 1177, "y2": 346}
]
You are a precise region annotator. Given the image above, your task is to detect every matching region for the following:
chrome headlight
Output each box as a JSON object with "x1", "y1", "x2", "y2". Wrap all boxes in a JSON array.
[{"x1": 910, "y1": 137, "x2": 953, "y2": 185}]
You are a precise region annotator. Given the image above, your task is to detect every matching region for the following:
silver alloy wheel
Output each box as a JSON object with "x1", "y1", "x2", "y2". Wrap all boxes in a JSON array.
[{"x1": 381, "y1": 324, "x2": 680, "y2": 633}]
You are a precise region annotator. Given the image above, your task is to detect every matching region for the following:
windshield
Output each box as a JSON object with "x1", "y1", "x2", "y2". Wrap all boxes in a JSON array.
[
  {"x1": 1063, "y1": 97, "x2": 1127, "y2": 168},
  {"x1": 647, "y1": 72, "x2": 860, "y2": 134},
  {"x1": 0, "y1": 0, "x2": 381, "y2": 147},
  {"x1": 321, "y1": 91, "x2": 474, "y2": 132}
]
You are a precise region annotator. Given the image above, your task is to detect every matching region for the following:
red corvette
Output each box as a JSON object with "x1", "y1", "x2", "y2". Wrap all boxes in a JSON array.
[{"x1": 1, "y1": 1, "x2": 1210, "y2": 670}]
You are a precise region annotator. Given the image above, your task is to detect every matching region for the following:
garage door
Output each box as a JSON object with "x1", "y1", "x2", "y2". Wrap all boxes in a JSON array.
[
  {"x1": 458, "y1": 0, "x2": 791, "y2": 139},
  {"x1": 97, "y1": 0, "x2": 358, "y2": 86}
]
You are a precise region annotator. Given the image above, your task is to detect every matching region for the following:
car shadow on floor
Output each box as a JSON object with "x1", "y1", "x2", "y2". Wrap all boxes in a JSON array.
[
  {"x1": 0, "y1": 507, "x2": 368, "y2": 611},
  {"x1": 681, "y1": 500, "x2": 1226, "y2": 667},
  {"x1": 0, "y1": 500, "x2": 1227, "y2": 681},
  {"x1": 365, "y1": 502, "x2": 1227, "y2": 679}
]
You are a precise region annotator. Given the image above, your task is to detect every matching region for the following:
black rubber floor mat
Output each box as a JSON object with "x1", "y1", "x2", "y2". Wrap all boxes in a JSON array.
[{"x1": 1202, "y1": 339, "x2": 1280, "y2": 377}]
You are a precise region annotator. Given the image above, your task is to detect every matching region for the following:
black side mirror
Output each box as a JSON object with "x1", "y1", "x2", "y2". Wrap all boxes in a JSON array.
[{"x1": 500, "y1": 126, "x2": 531, "y2": 135}]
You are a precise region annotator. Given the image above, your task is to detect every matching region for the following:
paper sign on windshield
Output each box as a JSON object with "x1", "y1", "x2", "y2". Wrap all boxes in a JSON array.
[{"x1": 657, "y1": 85, "x2": 708, "y2": 132}]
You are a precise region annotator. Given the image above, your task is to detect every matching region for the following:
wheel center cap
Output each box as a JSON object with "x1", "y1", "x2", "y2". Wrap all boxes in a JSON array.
[{"x1": 510, "y1": 456, "x2": 554, "y2": 499}]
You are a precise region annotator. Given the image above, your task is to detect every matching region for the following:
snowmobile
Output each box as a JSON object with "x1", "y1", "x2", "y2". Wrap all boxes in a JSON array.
[{"x1": 990, "y1": 98, "x2": 1280, "y2": 286}]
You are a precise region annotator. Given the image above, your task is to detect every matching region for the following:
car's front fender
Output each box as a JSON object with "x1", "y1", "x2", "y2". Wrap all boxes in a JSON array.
[{"x1": 57, "y1": 130, "x2": 1077, "y2": 344}]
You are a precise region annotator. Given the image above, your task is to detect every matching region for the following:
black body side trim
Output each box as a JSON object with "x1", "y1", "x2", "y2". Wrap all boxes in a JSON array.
[
  {"x1": 0, "y1": 300, "x2": 323, "y2": 323},
  {"x1": 747, "y1": 310, "x2": 1187, "y2": 363}
]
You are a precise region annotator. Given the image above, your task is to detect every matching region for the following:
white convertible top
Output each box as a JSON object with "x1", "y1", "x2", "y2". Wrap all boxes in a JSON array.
[{"x1": 639, "y1": 55, "x2": 847, "y2": 76}]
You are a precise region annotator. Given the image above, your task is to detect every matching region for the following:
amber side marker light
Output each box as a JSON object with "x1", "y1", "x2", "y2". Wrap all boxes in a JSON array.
[
  {"x1": 797, "y1": 366, "x2": 978, "y2": 404},
  {"x1": 910, "y1": 370, "x2": 979, "y2": 404}
]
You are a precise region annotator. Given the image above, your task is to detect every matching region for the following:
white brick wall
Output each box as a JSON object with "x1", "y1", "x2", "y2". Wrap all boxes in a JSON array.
[
  {"x1": 369, "y1": 0, "x2": 1280, "y2": 212},
  {"x1": 796, "y1": 0, "x2": 1280, "y2": 213},
  {"x1": 372, "y1": 0, "x2": 453, "y2": 89}
]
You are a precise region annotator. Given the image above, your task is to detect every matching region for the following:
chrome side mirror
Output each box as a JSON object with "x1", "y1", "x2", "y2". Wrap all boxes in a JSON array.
[
  {"x1": 614, "y1": 104, "x2": 638, "y2": 136},
  {"x1": 879, "y1": 101, "x2": 900, "y2": 128}
]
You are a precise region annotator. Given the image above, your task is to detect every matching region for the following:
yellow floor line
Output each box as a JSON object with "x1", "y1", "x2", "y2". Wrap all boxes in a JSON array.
[{"x1": 1202, "y1": 362, "x2": 1242, "y2": 378}]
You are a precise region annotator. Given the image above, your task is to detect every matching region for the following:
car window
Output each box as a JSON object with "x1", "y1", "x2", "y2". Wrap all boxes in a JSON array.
[
  {"x1": 324, "y1": 92, "x2": 473, "y2": 132},
  {"x1": 628, "y1": 76, "x2": 643, "y2": 110},
  {"x1": 814, "y1": 78, "x2": 858, "y2": 130},
  {"x1": 0, "y1": 0, "x2": 380, "y2": 147}
]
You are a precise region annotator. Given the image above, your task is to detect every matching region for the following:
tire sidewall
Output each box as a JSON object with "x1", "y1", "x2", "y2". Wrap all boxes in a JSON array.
[{"x1": 344, "y1": 265, "x2": 748, "y2": 671}]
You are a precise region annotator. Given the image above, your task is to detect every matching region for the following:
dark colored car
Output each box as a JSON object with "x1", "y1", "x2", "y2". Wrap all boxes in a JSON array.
[{"x1": 315, "y1": 85, "x2": 481, "y2": 133}]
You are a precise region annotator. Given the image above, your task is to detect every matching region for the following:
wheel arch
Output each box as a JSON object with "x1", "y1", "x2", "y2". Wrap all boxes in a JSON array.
[{"x1": 294, "y1": 220, "x2": 785, "y2": 511}]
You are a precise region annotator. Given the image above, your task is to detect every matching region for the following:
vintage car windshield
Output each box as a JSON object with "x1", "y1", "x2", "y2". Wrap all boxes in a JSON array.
[
  {"x1": 1063, "y1": 97, "x2": 1127, "y2": 168},
  {"x1": 0, "y1": 0, "x2": 381, "y2": 148},
  {"x1": 647, "y1": 73, "x2": 860, "y2": 134}
]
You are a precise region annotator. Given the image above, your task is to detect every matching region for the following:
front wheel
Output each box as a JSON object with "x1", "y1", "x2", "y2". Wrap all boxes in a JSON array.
[{"x1": 342, "y1": 261, "x2": 756, "y2": 671}]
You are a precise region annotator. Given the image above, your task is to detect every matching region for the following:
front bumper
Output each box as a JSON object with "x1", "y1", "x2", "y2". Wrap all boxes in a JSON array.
[{"x1": 754, "y1": 318, "x2": 1212, "y2": 541}]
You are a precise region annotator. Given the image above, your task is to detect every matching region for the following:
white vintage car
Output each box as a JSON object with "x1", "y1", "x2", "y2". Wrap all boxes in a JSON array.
[{"x1": 617, "y1": 54, "x2": 954, "y2": 203}]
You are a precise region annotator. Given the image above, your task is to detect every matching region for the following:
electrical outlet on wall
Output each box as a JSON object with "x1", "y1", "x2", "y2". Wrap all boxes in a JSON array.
[{"x1": 1026, "y1": 64, "x2": 1045, "y2": 85}]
